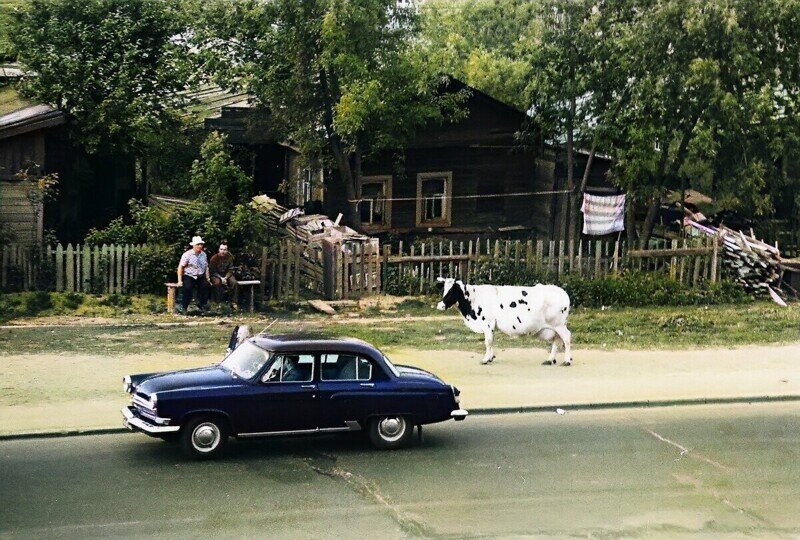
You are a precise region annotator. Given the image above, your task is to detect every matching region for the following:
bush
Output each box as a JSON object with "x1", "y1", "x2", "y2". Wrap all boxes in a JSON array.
[
  {"x1": 61, "y1": 292, "x2": 85, "y2": 310},
  {"x1": 24, "y1": 291, "x2": 53, "y2": 315},
  {"x1": 561, "y1": 273, "x2": 748, "y2": 308},
  {"x1": 100, "y1": 293, "x2": 132, "y2": 308},
  {"x1": 383, "y1": 256, "x2": 750, "y2": 307}
]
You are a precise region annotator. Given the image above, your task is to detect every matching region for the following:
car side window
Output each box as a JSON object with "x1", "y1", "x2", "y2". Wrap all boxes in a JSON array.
[
  {"x1": 261, "y1": 354, "x2": 314, "y2": 383},
  {"x1": 321, "y1": 354, "x2": 373, "y2": 381}
]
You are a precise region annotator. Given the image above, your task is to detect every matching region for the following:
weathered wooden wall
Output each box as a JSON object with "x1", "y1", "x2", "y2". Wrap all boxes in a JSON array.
[{"x1": 0, "y1": 181, "x2": 40, "y2": 244}]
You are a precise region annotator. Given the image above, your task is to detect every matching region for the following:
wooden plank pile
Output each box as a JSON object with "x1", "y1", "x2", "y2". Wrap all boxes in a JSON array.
[{"x1": 687, "y1": 220, "x2": 782, "y2": 296}]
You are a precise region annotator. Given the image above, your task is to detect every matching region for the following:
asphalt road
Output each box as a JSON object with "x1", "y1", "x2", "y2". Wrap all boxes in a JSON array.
[{"x1": 1, "y1": 403, "x2": 799, "y2": 538}]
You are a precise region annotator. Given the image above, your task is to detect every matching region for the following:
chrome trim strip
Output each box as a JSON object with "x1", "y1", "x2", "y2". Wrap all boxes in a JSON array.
[
  {"x1": 121, "y1": 407, "x2": 180, "y2": 434},
  {"x1": 238, "y1": 426, "x2": 356, "y2": 438}
]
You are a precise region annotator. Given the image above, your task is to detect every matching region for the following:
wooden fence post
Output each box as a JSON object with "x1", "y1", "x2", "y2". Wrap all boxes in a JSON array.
[
  {"x1": 55, "y1": 243, "x2": 64, "y2": 291},
  {"x1": 612, "y1": 240, "x2": 620, "y2": 275}
]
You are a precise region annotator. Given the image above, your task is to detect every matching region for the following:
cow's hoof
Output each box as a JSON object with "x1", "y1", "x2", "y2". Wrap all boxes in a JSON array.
[
  {"x1": 480, "y1": 356, "x2": 495, "y2": 365},
  {"x1": 542, "y1": 359, "x2": 556, "y2": 366},
  {"x1": 561, "y1": 360, "x2": 572, "y2": 366}
]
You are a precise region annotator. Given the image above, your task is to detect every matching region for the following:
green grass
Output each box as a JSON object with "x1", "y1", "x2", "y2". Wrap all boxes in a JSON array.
[{"x1": 0, "y1": 301, "x2": 798, "y2": 355}]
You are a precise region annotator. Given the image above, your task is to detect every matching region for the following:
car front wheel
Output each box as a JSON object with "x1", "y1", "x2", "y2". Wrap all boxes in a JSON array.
[
  {"x1": 369, "y1": 415, "x2": 413, "y2": 450},
  {"x1": 181, "y1": 416, "x2": 228, "y2": 459}
]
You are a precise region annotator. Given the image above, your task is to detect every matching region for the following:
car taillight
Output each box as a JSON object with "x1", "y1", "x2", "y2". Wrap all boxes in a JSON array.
[{"x1": 451, "y1": 385, "x2": 460, "y2": 405}]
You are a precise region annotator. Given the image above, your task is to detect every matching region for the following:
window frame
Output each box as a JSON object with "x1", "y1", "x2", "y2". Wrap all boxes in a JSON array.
[
  {"x1": 320, "y1": 353, "x2": 374, "y2": 382},
  {"x1": 357, "y1": 175, "x2": 392, "y2": 231},
  {"x1": 260, "y1": 353, "x2": 315, "y2": 384},
  {"x1": 416, "y1": 171, "x2": 453, "y2": 227}
]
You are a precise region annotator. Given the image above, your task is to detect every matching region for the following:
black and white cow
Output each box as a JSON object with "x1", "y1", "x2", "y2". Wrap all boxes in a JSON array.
[{"x1": 436, "y1": 278, "x2": 573, "y2": 366}]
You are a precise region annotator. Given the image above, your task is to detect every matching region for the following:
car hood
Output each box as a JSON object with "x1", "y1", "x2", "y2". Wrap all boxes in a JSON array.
[
  {"x1": 394, "y1": 364, "x2": 445, "y2": 384},
  {"x1": 135, "y1": 366, "x2": 241, "y2": 396}
]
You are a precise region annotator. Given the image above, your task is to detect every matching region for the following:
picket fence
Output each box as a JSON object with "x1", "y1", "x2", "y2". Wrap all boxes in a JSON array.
[
  {"x1": 1, "y1": 236, "x2": 721, "y2": 299},
  {"x1": 382, "y1": 236, "x2": 721, "y2": 294},
  {"x1": 0, "y1": 243, "x2": 145, "y2": 293}
]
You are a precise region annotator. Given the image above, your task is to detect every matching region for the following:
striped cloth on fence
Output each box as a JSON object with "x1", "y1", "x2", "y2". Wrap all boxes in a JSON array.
[{"x1": 581, "y1": 193, "x2": 626, "y2": 235}]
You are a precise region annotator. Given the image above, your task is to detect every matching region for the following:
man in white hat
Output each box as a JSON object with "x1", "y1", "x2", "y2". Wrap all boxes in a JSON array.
[{"x1": 177, "y1": 236, "x2": 210, "y2": 313}]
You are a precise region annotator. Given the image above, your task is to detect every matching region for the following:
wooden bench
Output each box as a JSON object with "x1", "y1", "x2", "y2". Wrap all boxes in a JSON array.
[{"x1": 166, "y1": 280, "x2": 261, "y2": 313}]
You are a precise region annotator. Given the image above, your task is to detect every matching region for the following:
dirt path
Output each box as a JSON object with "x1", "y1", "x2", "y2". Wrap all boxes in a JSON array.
[{"x1": 3, "y1": 343, "x2": 800, "y2": 434}]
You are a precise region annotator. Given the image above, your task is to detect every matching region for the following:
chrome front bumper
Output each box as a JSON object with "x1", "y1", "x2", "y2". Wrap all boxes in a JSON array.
[
  {"x1": 121, "y1": 406, "x2": 180, "y2": 434},
  {"x1": 451, "y1": 409, "x2": 469, "y2": 421}
]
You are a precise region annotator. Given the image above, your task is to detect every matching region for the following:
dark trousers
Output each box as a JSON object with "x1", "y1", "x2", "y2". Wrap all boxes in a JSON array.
[
  {"x1": 211, "y1": 275, "x2": 238, "y2": 304},
  {"x1": 182, "y1": 275, "x2": 210, "y2": 310}
]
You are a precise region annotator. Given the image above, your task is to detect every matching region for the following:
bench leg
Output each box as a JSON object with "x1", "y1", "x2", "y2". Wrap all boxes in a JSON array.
[
  {"x1": 250, "y1": 287, "x2": 255, "y2": 312},
  {"x1": 167, "y1": 288, "x2": 175, "y2": 313}
]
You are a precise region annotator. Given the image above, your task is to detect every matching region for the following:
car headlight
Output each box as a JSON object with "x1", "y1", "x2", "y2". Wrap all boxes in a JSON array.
[
  {"x1": 123, "y1": 376, "x2": 132, "y2": 393},
  {"x1": 149, "y1": 393, "x2": 158, "y2": 410}
]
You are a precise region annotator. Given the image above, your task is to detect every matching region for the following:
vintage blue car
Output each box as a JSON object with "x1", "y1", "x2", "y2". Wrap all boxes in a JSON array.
[{"x1": 122, "y1": 334, "x2": 468, "y2": 458}]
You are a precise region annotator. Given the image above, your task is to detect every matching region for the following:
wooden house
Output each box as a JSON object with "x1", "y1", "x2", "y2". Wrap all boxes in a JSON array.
[
  {"x1": 205, "y1": 79, "x2": 614, "y2": 240},
  {"x1": 0, "y1": 87, "x2": 136, "y2": 244}
]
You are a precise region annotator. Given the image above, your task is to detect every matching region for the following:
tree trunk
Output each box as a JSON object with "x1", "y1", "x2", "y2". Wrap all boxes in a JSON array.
[
  {"x1": 561, "y1": 96, "x2": 576, "y2": 243},
  {"x1": 625, "y1": 195, "x2": 637, "y2": 246},
  {"x1": 571, "y1": 139, "x2": 597, "y2": 241},
  {"x1": 319, "y1": 67, "x2": 361, "y2": 230},
  {"x1": 639, "y1": 115, "x2": 700, "y2": 249}
]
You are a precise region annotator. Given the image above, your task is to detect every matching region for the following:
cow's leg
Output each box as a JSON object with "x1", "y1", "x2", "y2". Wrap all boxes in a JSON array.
[
  {"x1": 554, "y1": 325, "x2": 572, "y2": 366},
  {"x1": 543, "y1": 340, "x2": 558, "y2": 366},
  {"x1": 481, "y1": 329, "x2": 496, "y2": 364}
]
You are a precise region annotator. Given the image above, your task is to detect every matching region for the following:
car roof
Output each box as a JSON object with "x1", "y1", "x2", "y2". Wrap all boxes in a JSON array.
[{"x1": 251, "y1": 334, "x2": 383, "y2": 357}]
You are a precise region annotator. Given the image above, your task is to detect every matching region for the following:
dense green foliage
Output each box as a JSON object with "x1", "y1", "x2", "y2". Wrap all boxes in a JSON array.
[
  {"x1": 384, "y1": 260, "x2": 747, "y2": 307},
  {"x1": 190, "y1": 0, "x2": 466, "y2": 228},
  {"x1": 0, "y1": 0, "x2": 24, "y2": 61},
  {"x1": 9, "y1": 0, "x2": 190, "y2": 154},
  {"x1": 84, "y1": 132, "x2": 265, "y2": 292}
]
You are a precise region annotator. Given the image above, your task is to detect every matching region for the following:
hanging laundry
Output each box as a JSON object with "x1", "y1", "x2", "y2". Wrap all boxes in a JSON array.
[{"x1": 581, "y1": 193, "x2": 626, "y2": 235}]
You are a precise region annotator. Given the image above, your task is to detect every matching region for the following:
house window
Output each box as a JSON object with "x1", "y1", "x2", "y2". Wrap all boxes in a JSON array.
[
  {"x1": 357, "y1": 175, "x2": 392, "y2": 229},
  {"x1": 416, "y1": 172, "x2": 452, "y2": 227}
]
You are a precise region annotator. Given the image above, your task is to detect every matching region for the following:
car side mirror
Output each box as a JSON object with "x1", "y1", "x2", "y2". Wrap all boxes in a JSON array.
[{"x1": 227, "y1": 325, "x2": 251, "y2": 354}]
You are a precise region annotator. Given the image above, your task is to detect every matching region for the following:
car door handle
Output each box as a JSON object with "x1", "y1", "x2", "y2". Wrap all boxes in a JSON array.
[
  {"x1": 301, "y1": 384, "x2": 316, "y2": 389},
  {"x1": 360, "y1": 383, "x2": 374, "y2": 388}
]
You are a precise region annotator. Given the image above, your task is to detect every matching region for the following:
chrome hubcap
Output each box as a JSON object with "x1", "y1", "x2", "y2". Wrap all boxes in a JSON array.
[
  {"x1": 378, "y1": 417, "x2": 405, "y2": 442},
  {"x1": 192, "y1": 422, "x2": 220, "y2": 452}
]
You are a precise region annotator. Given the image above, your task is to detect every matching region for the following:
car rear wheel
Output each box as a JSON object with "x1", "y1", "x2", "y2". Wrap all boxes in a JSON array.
[
  {"x1": 181, "y1": 416, "x2": 228, "y2": 459},
  {"x1": 368, "y1": 415, "x2": 412, "y2": 450}
]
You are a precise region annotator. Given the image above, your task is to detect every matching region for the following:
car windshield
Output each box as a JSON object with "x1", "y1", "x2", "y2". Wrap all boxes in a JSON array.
[{"x1": 220, "y1": 341, "x2": 271, "y2": 379}]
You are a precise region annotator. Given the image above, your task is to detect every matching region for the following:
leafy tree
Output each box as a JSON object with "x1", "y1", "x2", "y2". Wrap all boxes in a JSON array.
[
  {"x1": 609, "y1": 0, "x2": 800, "y2": 247},
  {"x1": 191, "y1": 0, "x2": 464, "y2": 229},
  {"x1": 85, "y1": 132, "x2": 266, "y2": 290},
  {"x1": 419, "y1": 0, "x2": 534, "y2": 110},
  {"x1": 10, "y1": 0, "x2": 191, "y2": 155}
]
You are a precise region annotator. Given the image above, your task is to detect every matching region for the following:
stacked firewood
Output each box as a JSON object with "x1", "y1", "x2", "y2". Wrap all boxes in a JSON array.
[
  {"x1": 720, "y1": 229, "x2": 782, "y2": 295},
  {"x1": 688, "y1": 220, "x2": 783, "y2": 296}
]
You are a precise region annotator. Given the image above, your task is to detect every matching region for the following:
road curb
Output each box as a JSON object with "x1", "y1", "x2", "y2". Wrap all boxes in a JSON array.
[
  {"x1": 469, "y1": 394, "x2": 800, "y2": 415},
  {"x1": 2, "y1": 394, "x2": 800, "y2": 441},
  {"x1": 0, "y1": 427, "x2": 126, "y2": 441}
]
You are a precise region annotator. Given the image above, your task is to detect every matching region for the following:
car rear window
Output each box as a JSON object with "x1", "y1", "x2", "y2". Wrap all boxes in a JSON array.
[{"x1": 321, "y1": 354, "x2": 372, "y2": 381}]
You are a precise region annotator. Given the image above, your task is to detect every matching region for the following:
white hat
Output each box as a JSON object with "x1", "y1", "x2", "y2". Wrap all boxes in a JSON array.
[{"x1": 191, "y1": 236, "x2": 205, "y2": 246}]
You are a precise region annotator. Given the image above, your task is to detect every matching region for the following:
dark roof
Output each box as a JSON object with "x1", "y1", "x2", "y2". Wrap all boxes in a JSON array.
[
  {"x1": 251, "y1": 334, "x2": 382, "y2": 357},
  {"x1": 0, "y1": 103, "x2": 65, "y2": 140}
]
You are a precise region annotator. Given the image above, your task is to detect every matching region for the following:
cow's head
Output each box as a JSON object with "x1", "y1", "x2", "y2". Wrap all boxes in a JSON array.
[{"x1": 436, "y1": 277, "x2": 463, "y2": 311}]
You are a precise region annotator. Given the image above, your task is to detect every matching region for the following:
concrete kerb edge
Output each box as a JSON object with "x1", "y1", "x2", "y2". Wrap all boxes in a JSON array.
[{"x1": 2, "y1": 394, "x2": 799, "y2": 441}]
